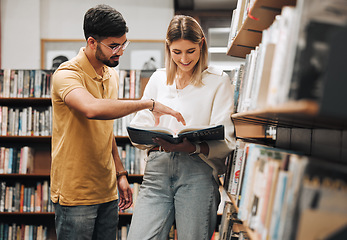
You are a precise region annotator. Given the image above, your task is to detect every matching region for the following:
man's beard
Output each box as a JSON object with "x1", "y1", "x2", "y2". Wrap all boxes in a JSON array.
[
  {"x1": 96, "y1": 46, "x2": 119, "y2": 67},
  {"x1": 102, "y1": 59, "x2": 119, "y2": 68}
]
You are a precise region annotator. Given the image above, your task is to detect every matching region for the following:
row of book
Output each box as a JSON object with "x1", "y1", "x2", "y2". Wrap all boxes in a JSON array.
[
  {"x1": 0, "y1": 69, "x2": 53, "y2": 99},
  {"x1": 0, "y1": 105, "x2": 138, "y2": 137},
  {"x1": 0, "y1": 143, "x2": 145, "y2": 176},
  {"x1": 117, "y1": 70, "x2": 141, "y2": 99},
  {"x1": 117, "y1": 143, "x2": 146, "y2": 175},
  {"x1": 0, "y1": 68, "x2": 152, "y2": 100},
  {"x1": 229, "y1": 1, "x2": 347, "y2": 113},
  {"x1": 116, "y1": 70, "x2": 152, "y2": 99},
  {"x1": 0, "y1": 181, "x2": 53, "y2": 213},
  {"x1": 222, "y1": 139, "x2": 347, "y2": 240},
  {"x1": 218, "y1": 200, "x2": 246, "y2": 240},
  {"x1": 228, "y1": 0, "x2": 254, "y2": 49},
  {"x1": 0, "y1": 146, "x2": 34, "y2": 174},
  {"x1": 0, "y1": 223, "x2": 48, "y2": 240},
  {"x1": 114, "y1": 113, "x2": 136, "y2": 137},
  {"x1": 0, "y1": 106, "x2": 52, "y2": 136}
]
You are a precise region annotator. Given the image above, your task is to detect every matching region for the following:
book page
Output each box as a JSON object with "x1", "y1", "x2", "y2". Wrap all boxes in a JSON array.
[
  {"x1": 130, "y1": 126, "x2": 175, "y2": 136},
  {"x1": 177, "y1": 125, "x2": 216, "y2": 134}
]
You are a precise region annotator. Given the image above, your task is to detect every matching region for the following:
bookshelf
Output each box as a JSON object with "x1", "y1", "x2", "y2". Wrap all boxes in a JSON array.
[
  {"x1": 222, "y1": 0, "x2": 347, "y2": 239},
  {"x1": 0, "y1": 78, "x2": 55, "y2": 238},
  {"x1": 0, "y1": 69, "x2": 150, "y2": 239},
  {"x1": 227, "y1": 0, "x2": 296, "y2": 58}
]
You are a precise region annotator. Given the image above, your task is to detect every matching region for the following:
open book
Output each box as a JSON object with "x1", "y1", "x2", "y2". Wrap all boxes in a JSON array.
[{"x1": 127, "y1": 124, "x2": 224, "y2": 145}]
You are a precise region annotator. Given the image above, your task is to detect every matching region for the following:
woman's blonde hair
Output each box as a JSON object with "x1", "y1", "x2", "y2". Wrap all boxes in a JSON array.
[{"x1": 165, "y1": 15, "x2": 208, "y2": 86}]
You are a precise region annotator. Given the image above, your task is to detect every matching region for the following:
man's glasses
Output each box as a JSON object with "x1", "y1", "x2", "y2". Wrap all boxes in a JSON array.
[{"x1": 99, "y1": 40, "x2": 130, "y2": 54}]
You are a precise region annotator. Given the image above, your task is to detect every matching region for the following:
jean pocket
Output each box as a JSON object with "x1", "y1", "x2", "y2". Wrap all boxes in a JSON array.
[
  {"x1": 188, "y1": 153, "x2": 204, "y2": 162},
  {"x1": 146, "y1": 151, "x2": 163, "y2": 163}
]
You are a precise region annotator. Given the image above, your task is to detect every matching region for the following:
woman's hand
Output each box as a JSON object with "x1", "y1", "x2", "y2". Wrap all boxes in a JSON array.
[{"x1": 152, "y1": 137, "x2": 195, "y2": 154}]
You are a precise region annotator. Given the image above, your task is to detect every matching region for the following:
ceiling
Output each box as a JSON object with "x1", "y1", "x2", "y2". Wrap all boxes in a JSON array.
[{"x1": 175, "y1": 0, "x2": 237, "y2": 11}]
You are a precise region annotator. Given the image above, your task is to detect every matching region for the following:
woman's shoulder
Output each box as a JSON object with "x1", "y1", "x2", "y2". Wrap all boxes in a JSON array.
[
  {"x1": 148, "y1": 68, "x2": 166, "y2": 82},
  {"x1": 204, "y1": 66, "x2": 224, "y2": 76},
  {"x1": 203, "y1": 66, "x2": 230, "y2": 82},
  {"x1": 152, "y1": 68, "x2": 166, "y2": 75},
  {"x1": 145, "y1": 68, "x2": 167, "y2": 88}
]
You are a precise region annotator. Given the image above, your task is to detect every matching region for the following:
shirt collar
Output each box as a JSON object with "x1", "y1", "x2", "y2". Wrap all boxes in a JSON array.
[
  {"x1": 203, "y1": 66, "x2": 223, "y2": 76},
  {"x1": 76, "y1": 47, "x2": 111, "y2": 82}
]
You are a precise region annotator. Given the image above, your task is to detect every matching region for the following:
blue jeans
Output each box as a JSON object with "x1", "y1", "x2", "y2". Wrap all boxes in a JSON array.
[
  {"x1": 54, "y1": 200, "x2": 118, "y2": 240},
  {"x1": 127, "y1": 152, "x2": 220, "y2": 240}
]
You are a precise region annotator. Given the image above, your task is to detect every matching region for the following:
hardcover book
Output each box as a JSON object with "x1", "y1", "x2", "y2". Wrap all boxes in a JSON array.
[{"x1": 127, "y1": 124, "x2": 224, "y2": 145}]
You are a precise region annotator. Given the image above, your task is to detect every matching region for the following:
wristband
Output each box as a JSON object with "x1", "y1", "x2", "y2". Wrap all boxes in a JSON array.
[
  {"x1": 189, "y1": 143, "x2": 201, "y2": 155},
  {"x1": 149, "y1": 99, "x2": 155, "y2": 111},
  {"x1": 116, "y1": 170, "x2": 128, "y2": 178}
]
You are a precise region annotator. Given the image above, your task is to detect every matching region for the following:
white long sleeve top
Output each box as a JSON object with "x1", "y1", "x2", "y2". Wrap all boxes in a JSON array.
[{"x1": 130, "y1": 66, "x2": 236, "y2": 178}]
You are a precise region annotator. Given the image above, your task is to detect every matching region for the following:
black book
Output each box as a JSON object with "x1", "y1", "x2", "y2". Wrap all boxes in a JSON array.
[{"x1": 127, "y1": 124, "x2": 225, "y2": 145}]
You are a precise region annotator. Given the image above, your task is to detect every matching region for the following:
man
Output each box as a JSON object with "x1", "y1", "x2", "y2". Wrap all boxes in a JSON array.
[{"x1": 50, "y1": 4, "x2": 185, "y2": 239}]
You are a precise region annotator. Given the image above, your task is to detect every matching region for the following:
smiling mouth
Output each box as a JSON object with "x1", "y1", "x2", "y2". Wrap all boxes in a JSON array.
[{"x1": 181, "y1": 61, "x2": 191, "y2": 66}]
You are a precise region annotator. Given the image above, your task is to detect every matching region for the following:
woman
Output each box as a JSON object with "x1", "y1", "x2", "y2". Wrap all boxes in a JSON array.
[{"x1": 127, "y1": 15, "x2": 235, "y2": 240}]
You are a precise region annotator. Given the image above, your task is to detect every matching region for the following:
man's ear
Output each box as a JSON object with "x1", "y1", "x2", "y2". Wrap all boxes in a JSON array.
[{"x1": 87, "y1": 36, "x2": 97, "y2": 51}]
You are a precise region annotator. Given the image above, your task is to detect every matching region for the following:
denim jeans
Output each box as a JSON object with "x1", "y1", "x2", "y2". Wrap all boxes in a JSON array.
[
  {"x1": 127, "y1": 151, "x2": 220, "y2": 240},
  {"x1": 54, "y1": 199, "x2": 118, "y2": 240}
]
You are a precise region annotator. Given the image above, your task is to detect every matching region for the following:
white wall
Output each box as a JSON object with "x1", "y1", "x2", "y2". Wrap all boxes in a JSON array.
[
  {"x1": 1, "y1": 0, "x2": 174, "y2": 69},
  {"x1": 1, "y1": 0, "x2": 41, "y2": 69}
]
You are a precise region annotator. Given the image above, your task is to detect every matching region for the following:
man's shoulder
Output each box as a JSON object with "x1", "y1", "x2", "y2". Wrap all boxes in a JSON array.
[{"x1": 54, "y1": 58, "x2": 82, "y2": 75}]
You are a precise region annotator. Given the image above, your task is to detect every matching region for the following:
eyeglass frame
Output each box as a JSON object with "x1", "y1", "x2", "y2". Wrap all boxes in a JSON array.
[{"x1": 98, "y1": 40, "x2": 130, "y2": 54}]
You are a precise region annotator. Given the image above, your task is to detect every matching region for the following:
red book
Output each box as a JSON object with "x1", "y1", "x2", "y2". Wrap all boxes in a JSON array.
[{"x1": 19, "y1": 184, "x2": 24, "y2": 212}]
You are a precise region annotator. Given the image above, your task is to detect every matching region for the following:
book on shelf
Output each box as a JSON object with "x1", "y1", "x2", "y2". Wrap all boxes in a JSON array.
[
  {"x1": 268, "y1": 169, "x2": 291, "y2": 240},
  {"x1": 290, "y1": 157, "x2": 347, "y2": 240},
  {"x1": 219, "y1": 200, "x2": 238, "y2": 240},
  {"x1": 223, "y1": 152, "x2": 235, "y2": 193},
  {"x1": 0, "y1": 223, "x2": 48, "y2": 240},
  {"x1": 228, "y1": 0, "x2": 250, "y2": 49},
  {"x1": 232, "y1": 64, "x2": 245, "y2": 113},
  {"x1": 231, "y1": 1, "x2": 347, "y2": 114},
  {"x1": 0, "y1": 180, "x2": 53, "y2": 213},
  {"x1": 0, "y1": 146, "x2": 35, "y2": 174},
  {"x1": 288, "y1": 1, "x2": 347, "y2": 104},
  {"x1": 237, "y1": 143, "x2": 269, "y2": 222},
  {"x1": 117, "y1": 143, "x2": 146, "y2": 175},
  {"x1": 0, "y1": 69, "x2": 53, "y2": 98},
  {"x1": 224, "y1": 139, "x2": 347, "y2": 240},
  {"x1": 116, "y1": 69, "x2": 153, "y2": 100},
  {"x1": 227, "y1": 139, "x2": 246, "y2": 196},
  {"x1": 0, "y1": 106, "x2": 52, "y2": 136},
  {"x1": 127, "y1": 124, "x2": 225, "y2": 145}
]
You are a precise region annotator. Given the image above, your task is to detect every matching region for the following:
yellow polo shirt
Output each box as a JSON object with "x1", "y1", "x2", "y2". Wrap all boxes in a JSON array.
[{"x1": 51, "y1": 48, "x2": 119, "y2": 206}]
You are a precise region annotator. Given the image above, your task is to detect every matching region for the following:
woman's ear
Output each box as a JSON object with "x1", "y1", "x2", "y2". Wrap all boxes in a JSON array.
[{"x1": 200, "y1": 37, "x2": 205, "y2": 48}]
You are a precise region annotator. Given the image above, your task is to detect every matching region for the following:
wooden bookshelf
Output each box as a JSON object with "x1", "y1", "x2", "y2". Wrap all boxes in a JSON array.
[
  {"x1": 227, "y1": 0, "x2": 296, "y2": 58},
  {"x1": 232, "y1": 100, "x2": 347, "y2": 132},
  {"x1": 0, "y1": 212, "x2": 54, "y2": 216},
  {"x1": 0, "y1": 95, "x2": 143, "y2": 239},
  {"x1": 221, "y1": 0, "x2": 347, "y2": 239},
  {"x1": 0, "y1": 97, "x2": 51, "y2": 105}
]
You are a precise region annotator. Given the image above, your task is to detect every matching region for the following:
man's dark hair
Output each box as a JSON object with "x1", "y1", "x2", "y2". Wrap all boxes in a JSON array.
[{"x1": 83, "y1": 4, "x2": 129, "y2": 40}]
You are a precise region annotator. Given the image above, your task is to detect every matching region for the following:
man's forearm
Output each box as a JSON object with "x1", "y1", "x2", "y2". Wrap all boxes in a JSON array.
[{"x1": 86, "y1": 99, "x2": 153, "y2": 120}]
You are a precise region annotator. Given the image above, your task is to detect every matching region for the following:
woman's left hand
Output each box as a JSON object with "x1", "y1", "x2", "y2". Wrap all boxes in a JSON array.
[{"x1": 152, "y1": 137, "x2": 195, "y2": 153}]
